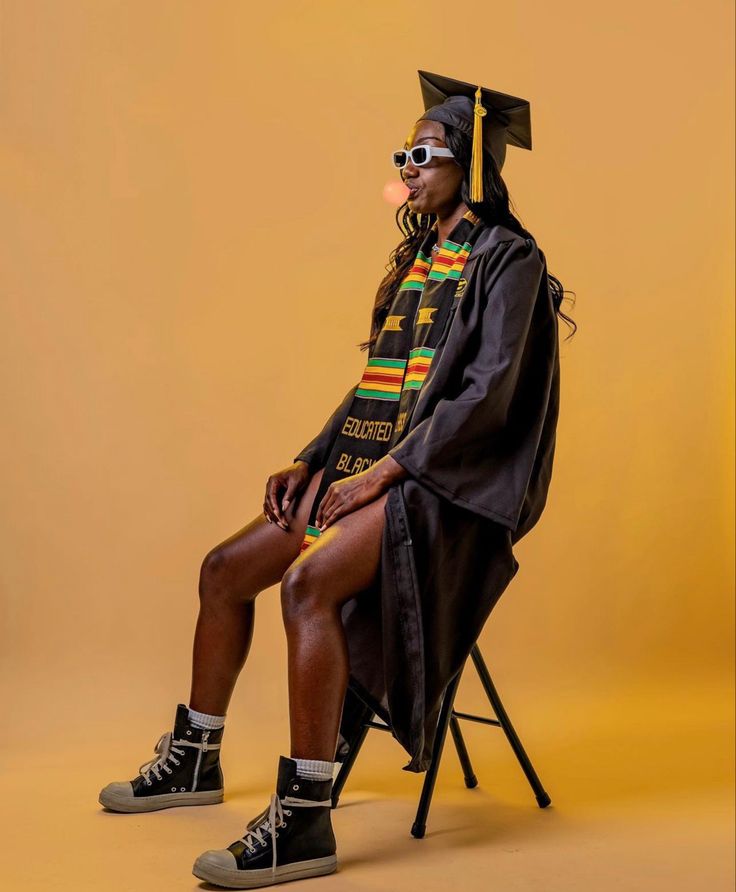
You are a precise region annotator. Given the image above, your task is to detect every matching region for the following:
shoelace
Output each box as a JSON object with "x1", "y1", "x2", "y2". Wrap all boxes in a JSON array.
[
  {"x1": 138, "y1": 731, "x2": 186, "y2": 784},
  {"x1": 237, "y1": 792, "x2": 332, "y2": 873}
]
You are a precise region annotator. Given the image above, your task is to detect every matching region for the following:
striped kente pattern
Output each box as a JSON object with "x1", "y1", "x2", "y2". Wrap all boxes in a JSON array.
[
  {"x1": 356, "y1": 230, "x2": 474, "y2": 402},
  {"x1": 398, "y1": 250, "x2": 432, "y2": 292},
  {"x1": 427, "y1": 238, "x2": 473, "y2": 283},
  {"x1": 402, "y1": 346, "x2": 435, "y2": 391},
  {"x1": 355, "y1": 356, "x2": 408, "y2": 401},
  {"x1": 302, "y1": 525, "x2": 321, "y2": 549},
  {"x1": 398, "y1": 237, "x2": 472, "y2": 294}
]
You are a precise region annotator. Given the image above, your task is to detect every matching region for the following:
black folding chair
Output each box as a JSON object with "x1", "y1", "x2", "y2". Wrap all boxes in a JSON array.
[{"x1": 331, "y1": 644, "x2": 551, "y2": 838}]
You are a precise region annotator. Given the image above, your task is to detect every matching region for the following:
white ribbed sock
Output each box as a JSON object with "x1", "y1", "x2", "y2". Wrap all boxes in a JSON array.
[
  {"x1": 187, "y1": 707, "x2": 226, "y2": 730},
  {"x1": 294, "y1": 758, "x2": 335, "y2": 781}
]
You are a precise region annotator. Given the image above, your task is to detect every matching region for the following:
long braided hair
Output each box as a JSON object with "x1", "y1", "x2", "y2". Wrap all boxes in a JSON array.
[{"x1": 358, "y1": 122, "x2": 577, "y2": 353}]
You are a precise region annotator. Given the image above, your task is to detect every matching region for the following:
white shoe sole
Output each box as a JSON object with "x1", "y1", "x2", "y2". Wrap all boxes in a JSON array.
[
  {"x1": 98, "y1": 787, "x2": 224, "y2": 813},
  {"x1": 192, "y1": 853, "x2": 338, "y2": 888}
]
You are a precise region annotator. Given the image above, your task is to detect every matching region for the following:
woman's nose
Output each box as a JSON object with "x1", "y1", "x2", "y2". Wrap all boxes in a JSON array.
[{"x1": 403, "y1": 159, "x2": 420, "y2": 179}]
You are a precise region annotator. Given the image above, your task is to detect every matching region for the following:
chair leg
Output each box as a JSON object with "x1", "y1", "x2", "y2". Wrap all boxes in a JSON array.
[
  {"x1": 331, "y1": 710, "x2": 373, "y2": 809},
  {"x1": 411, "y1": 668, "x2": 463, "y2": 839},
  {"x1": 470, "y1": 645, "x2": 551, "y2": 808},
  {"x1": 449, "y1": 714, "x2": 478, "y2": 788}
]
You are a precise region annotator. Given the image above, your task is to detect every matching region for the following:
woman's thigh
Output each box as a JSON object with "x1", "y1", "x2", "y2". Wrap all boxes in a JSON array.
[
  {"x1": 281, "y1": 489, "x2": 389, "y2": 612},
  {"x1": 200, "y1": 467, "x2": 326, "y2": 600}
]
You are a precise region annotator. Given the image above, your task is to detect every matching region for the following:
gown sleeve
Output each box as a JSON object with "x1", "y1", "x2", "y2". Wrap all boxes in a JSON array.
[
  {"x1": 386, "y1": 236, "x2": 552, "y2": 530},
  {"x1": 292, "y1": 381, "x2": 358, "y2": 472}
]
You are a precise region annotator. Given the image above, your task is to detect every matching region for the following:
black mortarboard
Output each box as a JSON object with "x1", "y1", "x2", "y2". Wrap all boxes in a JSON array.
[{"x1": 416, "y1": 69, "x2": 532, "y2": 200}]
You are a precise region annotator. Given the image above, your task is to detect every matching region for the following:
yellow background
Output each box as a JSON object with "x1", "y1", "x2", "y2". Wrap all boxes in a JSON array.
[{"x1": 1, "y1": 1, "x2": 733, "y2": 889}]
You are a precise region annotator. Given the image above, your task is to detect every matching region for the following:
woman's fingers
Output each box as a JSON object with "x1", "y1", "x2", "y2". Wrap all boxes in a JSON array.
[
  {"x1": 319, "y1": 505, "x2": 335, "y2": 530},
  {"x1": 315, "y1": 485, "x2": 337, "y2": 529},
  {"x1": 265, "y1": 477, "x2": 289, "y2": 530},
  {"x1": 263, "y1": 494, "x2": 285, "y2": 528},
  {"x1": 319, "y1": 491, "x2": 350, "y2": 531},
  {"x1": 281, "y1": 476, "x2": 302, "y2": 517}
]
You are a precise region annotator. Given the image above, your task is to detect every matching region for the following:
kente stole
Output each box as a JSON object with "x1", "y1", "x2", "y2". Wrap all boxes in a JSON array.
[{"x1": 300, "y1": 208, "x2": 482, "y2": 552}]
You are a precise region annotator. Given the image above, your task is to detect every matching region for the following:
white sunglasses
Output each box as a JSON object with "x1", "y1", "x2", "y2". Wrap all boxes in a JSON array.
[{"x1": 391, "y1": 145, "x2": 455, "y2": 169}]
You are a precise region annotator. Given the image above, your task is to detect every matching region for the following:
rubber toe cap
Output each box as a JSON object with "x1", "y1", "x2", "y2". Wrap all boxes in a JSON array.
[
  {"x1": 99, "y1": 781, "x2": 134, "y2": 802},
  {"x1": 195, "y1": 849, "x2": 238, "y2": 869}
]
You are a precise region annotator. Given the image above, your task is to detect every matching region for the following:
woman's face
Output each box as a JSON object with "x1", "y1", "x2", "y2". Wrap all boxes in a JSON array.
[{"x1": 402, "y1": 119, "x2": 465, "y2": 216}]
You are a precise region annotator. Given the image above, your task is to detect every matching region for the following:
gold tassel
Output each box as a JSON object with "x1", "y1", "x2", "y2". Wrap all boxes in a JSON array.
[{"x1": 470, "y1": 85, "x2": 486, "y2": 204}]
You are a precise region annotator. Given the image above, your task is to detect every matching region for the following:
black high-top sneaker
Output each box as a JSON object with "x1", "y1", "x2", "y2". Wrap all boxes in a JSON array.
[
  {"x1": 192, "y1": 755, "x2": 337, "y2": 888},
  {"x1": 98, "y1": 704, "x2": 224, "y2": 813}
]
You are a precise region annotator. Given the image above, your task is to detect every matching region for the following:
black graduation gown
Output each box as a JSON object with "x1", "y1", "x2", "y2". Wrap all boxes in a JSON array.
[{"x1": 293, "y1": 223, "x2": 560, "y2": 772}]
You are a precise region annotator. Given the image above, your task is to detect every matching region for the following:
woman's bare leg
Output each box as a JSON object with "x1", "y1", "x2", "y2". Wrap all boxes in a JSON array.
[
  {"x1": 280, "y1": 491, "x2": 388, "y2": 761},
  {"x1": 188, "y1": 468, "x2": 326, "y2": 715}
]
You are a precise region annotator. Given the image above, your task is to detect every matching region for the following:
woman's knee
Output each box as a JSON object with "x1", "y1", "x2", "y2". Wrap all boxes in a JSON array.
[
  {"x1": 199, "y1": 545, "x2": 250, "y2": 606},
  {"x1": 199, "y1": 546, "x2": 226, "y2": 596},
  {"x1": 280, "y1": 560, "x2": 332, "y2": 628}
]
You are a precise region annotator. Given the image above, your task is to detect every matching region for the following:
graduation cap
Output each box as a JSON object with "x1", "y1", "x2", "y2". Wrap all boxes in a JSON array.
[{"x1": 416, "y1": 69, "x2": 532, "y2": 202}]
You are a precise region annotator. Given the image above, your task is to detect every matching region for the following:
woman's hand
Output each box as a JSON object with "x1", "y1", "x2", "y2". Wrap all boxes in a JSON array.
[
  {"x1": 315, "y1": 455, "x2": 408, "y2": 531},
  {"x1": 264, "y1": 460, "x2": 311, "y2": 531}
]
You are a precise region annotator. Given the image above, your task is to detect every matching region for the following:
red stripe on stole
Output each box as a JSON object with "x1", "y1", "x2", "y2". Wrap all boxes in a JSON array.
[
  {"x1": 408, "y1": 261, "x2": 429, "y2": 275},
  {"x1": 431, "y1": 254, "x2": 456, "y2": 271},
  {"x1": 362, "y1": 371, "x2": 403, "y2": 385},
  {"x1": 406, "y1": 358, "x2": 431, "y2": 373}
]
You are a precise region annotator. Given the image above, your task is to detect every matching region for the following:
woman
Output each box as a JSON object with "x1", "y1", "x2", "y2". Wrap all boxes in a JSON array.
[{"x1": 99, "y1": 70, "x2": 575, "y2": 889}]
